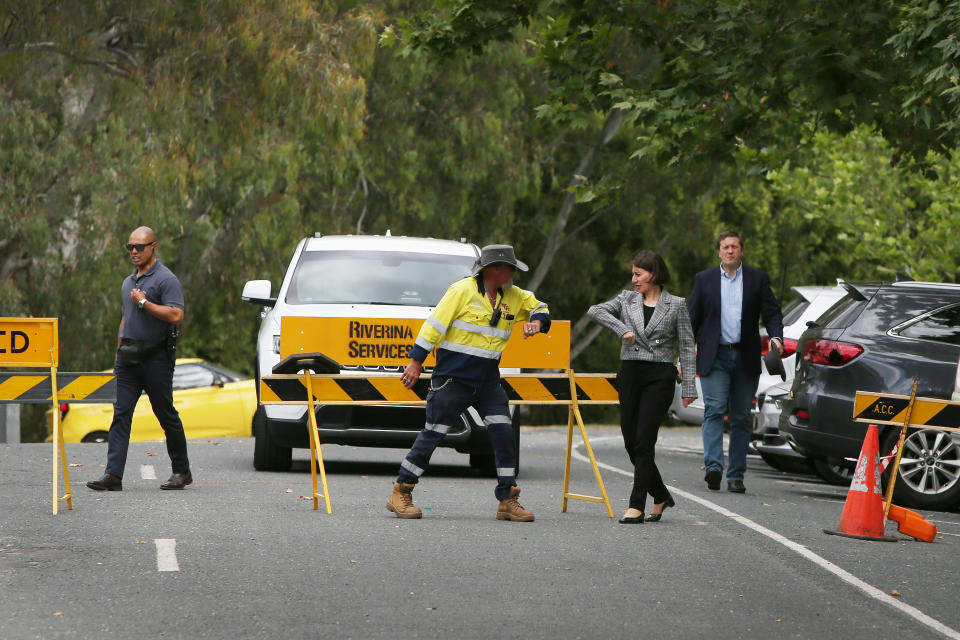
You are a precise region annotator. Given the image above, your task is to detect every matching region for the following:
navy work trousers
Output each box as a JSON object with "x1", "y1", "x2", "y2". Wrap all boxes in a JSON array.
[
  {"x1": 105, "y1": 350, "x2": 190, "y2": 478},
  {"x1": 397, "y1": 374, "x2": 517, "y2": 501}
]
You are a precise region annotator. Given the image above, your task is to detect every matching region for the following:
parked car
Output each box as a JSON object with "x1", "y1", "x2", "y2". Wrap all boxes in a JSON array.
[
  {"x1": 779, "y1": 281, "x2": 960, "y2": 509},
  {"x1": 752, "y1": 381, "x2": 815, "y2": 475},
  {"x1": 46, "y1": 359, "x2": 257, "y2": 443},
  {"x1": 242, "y1": 233, "x2": 519, "y2": 475},
  {"x1": 669, "y1": 285, "x2": 845, "y2": 427}
]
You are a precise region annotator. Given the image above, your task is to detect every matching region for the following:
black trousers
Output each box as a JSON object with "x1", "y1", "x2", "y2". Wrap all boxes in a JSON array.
[
  {"x1": 105, "y1": 350, "x2": 190, "y2": 478},
  {"x1": 617, "y1": 360, "x2": 676, "y2": 511}
]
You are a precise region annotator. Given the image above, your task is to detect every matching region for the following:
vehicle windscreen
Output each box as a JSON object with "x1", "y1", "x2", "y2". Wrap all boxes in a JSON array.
[{"x1": 286, "y1": 250, "x2": 477, "y2": 306}]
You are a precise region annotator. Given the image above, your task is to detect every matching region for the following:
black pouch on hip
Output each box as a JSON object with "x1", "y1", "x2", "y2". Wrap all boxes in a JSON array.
[{"x1": 117, "y1": 339, "x2": 161, "y2": 366}]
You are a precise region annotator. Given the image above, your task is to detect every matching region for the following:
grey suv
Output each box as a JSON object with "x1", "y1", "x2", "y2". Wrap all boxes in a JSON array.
[{"x1": 779, "y1": 281, "x2": 960, "y2": 510}]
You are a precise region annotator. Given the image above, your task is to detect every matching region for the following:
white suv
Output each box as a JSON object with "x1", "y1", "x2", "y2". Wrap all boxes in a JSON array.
[{"x1": 242, "y1": 233, "x2": 515, "y2": 473}]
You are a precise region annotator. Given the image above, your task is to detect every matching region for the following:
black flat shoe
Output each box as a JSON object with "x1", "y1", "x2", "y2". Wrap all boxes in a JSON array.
[
  {"x1": 645, "y1": 495, "x2": 676, "y2": 522},
  {"x1": 618, "y1": 514, "x2": 644, "y2": 524},
  {"x1": 87, "y1": 473, "x2": 122, "y2": 491},
  {"x1": 160, "y1": 471, "x2": 193, "y2": 490}
]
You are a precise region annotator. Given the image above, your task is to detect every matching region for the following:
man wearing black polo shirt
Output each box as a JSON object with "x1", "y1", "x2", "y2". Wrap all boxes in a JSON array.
[{"x1": 87, "y1": 226, "x2": 193, "y2": 491}]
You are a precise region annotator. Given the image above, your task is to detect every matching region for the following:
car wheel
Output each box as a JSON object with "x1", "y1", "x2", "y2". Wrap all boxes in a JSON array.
[
  {"x1": 886, "y1": 428, "x2": 960, "y2": 510},
  {"x1": 81, "y1": 430, "x2": 109, "y2": 444},
  {"x1": 812, "y1": 458, "x2": 853, "y2": 486},
  {"x1": 469, "y1": 452, "x2": 496, "y2": 477},
  {"x1": 252, "y1": 406, "x2": 292, "y2": 471},
  {"x1": 758, "y1": 450, "x2": 815, "y2": 475}
]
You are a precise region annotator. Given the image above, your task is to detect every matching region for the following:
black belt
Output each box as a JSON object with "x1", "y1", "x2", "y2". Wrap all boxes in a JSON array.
[{"x1": 719, "y1": 343, "x2": 740, "y2": 349}]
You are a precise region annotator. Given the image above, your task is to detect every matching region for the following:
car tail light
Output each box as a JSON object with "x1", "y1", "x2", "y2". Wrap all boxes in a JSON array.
[
  {"x1": 59, "y1": 402, "x2": 70, "y2": 420},
  {"x1": 795, "y1": 409, "x2": 810, "y2": 419},
  {"x1": 802, "y1": 339, "x2": 863, "y2": 366},
  {"x1": 781, "y1": 337, "x2": 798, "y2": 357},
  {"x1": 762, "y1": 336, "x2": 797, "y2": 357}
]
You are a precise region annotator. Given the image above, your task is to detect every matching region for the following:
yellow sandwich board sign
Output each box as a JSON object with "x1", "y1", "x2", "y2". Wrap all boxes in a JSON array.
[
  {"x1": 0, "y1": 317, "x2": 72, "y2": 514},
  {"x1": 853, "y1": 391, "x2": 960, "y2": 432},
  {"x1": 0, "y1": 318, "x2": 59, "y2": 367},
  {"x1": 280, "y1": 316, "x2": 571, "y2": 369}
]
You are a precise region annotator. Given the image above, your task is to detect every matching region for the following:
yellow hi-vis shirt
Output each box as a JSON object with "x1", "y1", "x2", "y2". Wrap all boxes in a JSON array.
[{"x1": 408, "y1": 275, "x2": 551, "y2": 385}]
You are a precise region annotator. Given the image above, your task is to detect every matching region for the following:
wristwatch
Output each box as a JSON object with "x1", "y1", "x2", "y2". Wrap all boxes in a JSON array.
[{"x1": 137, "y1": 297, "x2": 147, "y2": 310}]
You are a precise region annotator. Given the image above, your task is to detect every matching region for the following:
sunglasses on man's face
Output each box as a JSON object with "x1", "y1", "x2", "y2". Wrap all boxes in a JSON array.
[{"x1": 125, "y1": 242, "x2": 155, "y2": 252}]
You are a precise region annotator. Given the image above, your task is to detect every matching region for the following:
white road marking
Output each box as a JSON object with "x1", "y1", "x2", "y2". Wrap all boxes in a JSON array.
[
  {"x1": 154, "y1": 539, "x2": 179, "y2": 572},
  {"x1": 928, "y1": 518, "x2": 960, "y2": 528},
  {"x1": 774, "y1": 478, "x2": 838, "y2": 489},
  {"x1": 140, "y1": 464, "x2": 157, "y2": 480},
  {"x1": 573, "y1": 435, "x2": 960, "y2": 640}
]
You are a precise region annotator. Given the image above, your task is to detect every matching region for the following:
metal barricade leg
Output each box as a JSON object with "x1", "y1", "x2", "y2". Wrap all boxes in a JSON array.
[
  {"x1": 303, "y1": 371, "x2": 332, "y2": 514},
  {"x1": 50, "y1": 365, "x2": 73, "y2": 514},
  {"x1": 560, "y1": 369, "x2": 614, "y2": 518}
]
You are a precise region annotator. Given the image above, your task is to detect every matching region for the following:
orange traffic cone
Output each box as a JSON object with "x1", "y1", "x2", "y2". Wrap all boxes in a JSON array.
[
  {"x1": 824, "y1": 424, "x2": 898, "y2": 542},
  {"x1": 887, "y1": 504, "x2": 938, "y2": 543}
]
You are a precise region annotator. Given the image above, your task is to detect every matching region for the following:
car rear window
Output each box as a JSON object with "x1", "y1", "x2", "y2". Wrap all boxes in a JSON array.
[
  {"x1": 896, "y1": 304, "x2": 960, "y2": 346},
  {"x1": 816, "y1": 293, "x2": 868, "y2": 329},
  {"x1": 286, "y1": 250, "x2": 477, "y2": 306},
  {"x1": 780, "y1": 293, "x2": 810, "y2": 326}
]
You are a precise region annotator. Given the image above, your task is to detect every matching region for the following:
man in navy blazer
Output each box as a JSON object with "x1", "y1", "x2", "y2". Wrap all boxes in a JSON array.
[{"x1": 688, "y1": 231, "x2": 784, "y2": 493}]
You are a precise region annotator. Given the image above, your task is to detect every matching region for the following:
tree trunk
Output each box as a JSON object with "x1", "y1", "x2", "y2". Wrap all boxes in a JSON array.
[{"x1": 527, "y1": 108, "x2": 624, "y2": 292}]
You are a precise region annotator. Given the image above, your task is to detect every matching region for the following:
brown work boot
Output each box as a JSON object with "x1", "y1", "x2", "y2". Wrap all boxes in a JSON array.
[
  {"x1": 496, "y1": 486, "x2": 534, "y2": 522},
  {"x1": 386, "y1": 482, "x2": 422, "y2": 519}
]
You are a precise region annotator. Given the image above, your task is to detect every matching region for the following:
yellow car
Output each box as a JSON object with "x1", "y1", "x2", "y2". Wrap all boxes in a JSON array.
[{"x1": 46, "y1": 358, "x2": 257, "y2": 443}]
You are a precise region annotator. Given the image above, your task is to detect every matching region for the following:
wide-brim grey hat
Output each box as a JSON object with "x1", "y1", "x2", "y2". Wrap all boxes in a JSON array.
[
  {"x1": 472, "y1": 244, "x2": 529, "y2": 275},
  {"x1": 763, "y1": 345, "x2": 786, "y2": 381}
]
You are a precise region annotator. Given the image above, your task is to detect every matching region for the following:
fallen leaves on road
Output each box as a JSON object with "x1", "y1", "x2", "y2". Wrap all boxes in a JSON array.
[
  {"x1": 51, "y1": 612, "x2": 63, "y2": 617},
  {"x1": 890, "y1": 589, "x2": 901, "y2": 597},
  {"x1": 285, "y1": 488, "x2": 293, "y2": 493},
  {"x1": 146, "y1": 452, "x2": 158, "y2": 457}
]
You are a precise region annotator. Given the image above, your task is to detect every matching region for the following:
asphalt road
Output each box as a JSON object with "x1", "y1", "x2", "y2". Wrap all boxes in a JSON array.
[{"x1": 1, "y1": 426, "x2": 958, "y2": 640}]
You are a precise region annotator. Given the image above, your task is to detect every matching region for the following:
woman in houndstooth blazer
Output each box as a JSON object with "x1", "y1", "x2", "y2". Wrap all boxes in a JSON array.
[{"x1": 588, "y1": 250, "x2": 697, "y2": 524}]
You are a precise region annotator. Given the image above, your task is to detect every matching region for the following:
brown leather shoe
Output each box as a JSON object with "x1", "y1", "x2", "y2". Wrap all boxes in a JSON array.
[
  {"x1": 87, "y1": 474, "x2": 122, "y2": 491},
  {"x1": 160, "y1": 471, "x2": 193, "y2": 490},
  {"x1": 386, "y1": 482, "x2": 422, "y2": 518},
  {"x1": 497, "y1": 486, "x2": 534, "y2": 522}
]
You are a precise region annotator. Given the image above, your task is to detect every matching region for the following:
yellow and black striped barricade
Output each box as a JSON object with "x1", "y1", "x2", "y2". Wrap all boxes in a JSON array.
[
  {"x1": 853, "y1": 382, "x2": 960, "y2": 517},
  {"x1": 0, "y1": 370, "x2": 118, "y2": 514},
  {"x1": 259, "y1": 368, "x2": 619, "y2": 517},
  {"x1": 0, "y1": 318, "x2": 118, "y2": 514}
]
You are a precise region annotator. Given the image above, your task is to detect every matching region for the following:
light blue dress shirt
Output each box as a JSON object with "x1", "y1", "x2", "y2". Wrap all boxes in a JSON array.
[{"x1": 719, "y1": 263, "x2": 743, "y2": 345}]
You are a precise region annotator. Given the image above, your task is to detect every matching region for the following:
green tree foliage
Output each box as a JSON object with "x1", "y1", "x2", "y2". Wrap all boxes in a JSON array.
[
  {"x1": 4, "y1": 1, "x2": 960, "y2": 438},
  {"x1": 387, "y1": 1, "x2": 960, "y2": 164},
  {"x1": 1, "y1": 1, "x2": 381, "y2": 376}
]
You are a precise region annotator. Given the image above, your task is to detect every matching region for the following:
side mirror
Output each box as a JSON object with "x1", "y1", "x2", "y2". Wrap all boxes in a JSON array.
[{"x1": 242, "y1": 280, "x2": 276, "y2": 307}]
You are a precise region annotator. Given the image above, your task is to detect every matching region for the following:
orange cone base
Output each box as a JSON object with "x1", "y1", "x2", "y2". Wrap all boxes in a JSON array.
[
  {"x1": 887, "y1": 504, "x2": 938, "y2": 543},
  {"x1": 823, "y1": 528, "x2": 898, "y2": 542}
]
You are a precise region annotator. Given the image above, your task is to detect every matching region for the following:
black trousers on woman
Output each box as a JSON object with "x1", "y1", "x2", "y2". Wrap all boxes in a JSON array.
[{"x1": 617, "y1": 360, "x2": 676, "y2": 512}]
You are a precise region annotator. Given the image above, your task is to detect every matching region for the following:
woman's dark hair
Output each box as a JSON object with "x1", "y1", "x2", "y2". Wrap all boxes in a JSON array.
[{"x1": 630, "y1": 250, "x2": 670, "y2": 286}]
